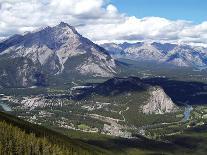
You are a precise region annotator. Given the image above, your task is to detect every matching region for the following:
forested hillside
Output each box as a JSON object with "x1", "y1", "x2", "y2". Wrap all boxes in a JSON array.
[
  {"x1": 0, "y1": 121, "x2": 69, "y2": 154},
  {"x1": 0, "y1": 111, "x2": 107, "y2": 155}
]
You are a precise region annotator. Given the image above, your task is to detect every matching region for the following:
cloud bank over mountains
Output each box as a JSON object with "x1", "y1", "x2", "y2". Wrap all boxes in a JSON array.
[{"x1": 0, "y1": 0, "x2": 207, "y2": 46}]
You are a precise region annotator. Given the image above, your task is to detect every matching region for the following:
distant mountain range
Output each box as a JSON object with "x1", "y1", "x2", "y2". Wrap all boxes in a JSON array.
[
  {"x1": 101, "y1": 42, "x2": 207, "y2": 69},
  {"x1": 0, "y1": 22, "x2": 116, "y2": 87},
  {"x1": 1, "y1": 22, "x2": 207, "y2": 88}
]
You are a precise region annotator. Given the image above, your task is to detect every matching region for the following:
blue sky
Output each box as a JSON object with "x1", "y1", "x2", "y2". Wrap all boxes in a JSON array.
[
  {"x1": 111, "y1": 0, "x2": 206, "y2": 23},
  {"x1": 0, "y1": 0, "x2": 207, "y2": 46}
]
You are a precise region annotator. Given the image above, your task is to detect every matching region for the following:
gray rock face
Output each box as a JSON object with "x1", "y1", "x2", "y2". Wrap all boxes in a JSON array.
[
  {"x1": 101, "y1": 42, "x2": 207, "y2": 68},
  {"x1": 0, "y1": 22, "x2": 116, "y2": 87},
  {"x1": 142, "y1": 87, "x2": 178, "y2": 114}
]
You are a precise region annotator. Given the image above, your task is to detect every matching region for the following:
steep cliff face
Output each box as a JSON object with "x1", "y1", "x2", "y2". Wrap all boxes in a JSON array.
[{"x1": 142, "y1": 87, "x2": 178, "y2": 114}]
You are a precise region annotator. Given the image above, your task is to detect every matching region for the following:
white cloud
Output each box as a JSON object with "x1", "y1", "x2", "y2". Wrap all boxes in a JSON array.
[{"x1": 0, "y1": 0, "x2": 207, "y2": 46}]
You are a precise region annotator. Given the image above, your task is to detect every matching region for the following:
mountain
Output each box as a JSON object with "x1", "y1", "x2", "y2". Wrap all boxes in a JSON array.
[
  {"x1": 0, "y1": 22, "x2": 116, "y2": 87},
  {"x1": 101, "y1": 42, "x2": 207, "y2": 68},
  {"x1": 72, "y1": 76, "x2": 149, "y2": 99},
  {"x1": 93, "y1": 76, "x2": 149, "y2": 96},
  {"x1": 72, "y1": 77, "x2": 178, "y2": 114}
]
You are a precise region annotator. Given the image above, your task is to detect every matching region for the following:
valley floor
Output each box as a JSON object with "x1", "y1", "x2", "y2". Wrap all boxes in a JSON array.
[{"x1": 1, "y1": 75, "x2": 207, "y2": 154}]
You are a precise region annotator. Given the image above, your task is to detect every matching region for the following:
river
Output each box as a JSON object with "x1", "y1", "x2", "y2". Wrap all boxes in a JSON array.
[
  {"x1": 183, "y1": 105, "x2": 193, "y2": 122},
  {"x1": 0, "y1": 101, "x2": 12, "y2": 111}
]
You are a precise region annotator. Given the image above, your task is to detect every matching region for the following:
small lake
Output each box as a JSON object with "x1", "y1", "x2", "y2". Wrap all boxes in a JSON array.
[
  {"x1": 0, "y1": 101, "x2": 12, "y2": 111},
  {"x1": 183, "y1": 105, "x2": 193, "y2": 122}
]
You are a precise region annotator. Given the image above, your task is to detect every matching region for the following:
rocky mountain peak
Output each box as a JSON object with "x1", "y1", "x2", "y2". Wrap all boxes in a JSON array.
[
  {"x1": 55, "y1": 22, "x2": 80, "y2": 36},
  {"x1": 58, "y1": 21, "x2": 70, "y2": 27},
  {"x1": 0, "y1": 22, "x2": 116, "y2": 87}
]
